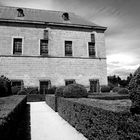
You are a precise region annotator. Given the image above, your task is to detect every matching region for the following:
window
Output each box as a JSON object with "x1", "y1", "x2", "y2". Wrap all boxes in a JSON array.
[
  {"x1": 91, "y1": 34, "x2": 95, "y2": 43},
  {"x1": 89, "y1": 79, "x2": 99, "y2": 93},
  {"x1": 40, "y1": 39, "x2": 48, "y2": 55},
  {"x1": 62, "y1": 12, "x2": 69, "y2": 21},
  {"x1": 17, "y1": 8, "x2": 24, "y2": 17},
  {"x1": 13, "y1": 38, "x2": 22, "y2": 55},
  {"x1": 88, "y1": 42, "x2": 95, "y2": 57},
  {"x1": 11, "y1": 80, "x2": 23, "y2": 87},
  {"x1": 65, "y1": 79, "x2": 75, "y2": 86},
  {"x1": 65, "y1": 41, "x2": 72, "y2": 56},
  {"x1": 40, "y1": 80, "x2": 51, "y2": 94}
]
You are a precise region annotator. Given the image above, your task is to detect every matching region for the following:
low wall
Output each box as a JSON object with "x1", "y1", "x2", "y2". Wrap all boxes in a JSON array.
[
  {"x1": 45, "y1": 95, "x2": 140, "y2": 140},
  {"x1": 0, "y1": 95, "x2": 27, "y2": 140}
]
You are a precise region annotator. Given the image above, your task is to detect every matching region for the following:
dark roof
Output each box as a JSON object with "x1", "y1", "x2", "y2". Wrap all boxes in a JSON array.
[{"x1": 0, "y1": 6, "x2": 106, "y2": 30}]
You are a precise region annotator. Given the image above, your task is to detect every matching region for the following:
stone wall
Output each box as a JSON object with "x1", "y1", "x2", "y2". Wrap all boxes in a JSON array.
[{"x1": 0, "y1": 24, "x2": 107, "y2": 87}]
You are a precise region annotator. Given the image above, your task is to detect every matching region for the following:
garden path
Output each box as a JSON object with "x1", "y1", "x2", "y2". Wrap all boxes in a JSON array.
[{"x1": 29, "y1": 102, "x2": 87, "y2": 140}]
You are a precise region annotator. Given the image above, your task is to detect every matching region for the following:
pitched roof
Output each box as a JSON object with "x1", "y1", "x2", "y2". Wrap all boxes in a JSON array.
[{"x1": 0, "y1": 6, "x2": 106, "y2": 30}]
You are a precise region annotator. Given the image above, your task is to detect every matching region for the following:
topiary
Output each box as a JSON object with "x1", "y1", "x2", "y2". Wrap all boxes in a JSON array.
[
  {"x1": 129, "y1": 66, "x2": 140, "y2": 115},
  {"x1": 47, "y1": 86, "x2": 57, "y2": 94},
  {"x1": 55, "y1": 86, "x2": 65, "y2": 97},
  {"x1": 112, "y1": 87, "x2": 121, "y2": 93},
  {"x1": 101, "y1": 85, "x2": 111, "y2": 93},
  {"x1": 63, "y1": 84, "x2": 88, "y2": 98},
  {"x1": 118, "y1": 88, "x2": 129, "y2": 94},
  {"x1": 17, "y1": 90, "x2": 27, "y2": 95}
]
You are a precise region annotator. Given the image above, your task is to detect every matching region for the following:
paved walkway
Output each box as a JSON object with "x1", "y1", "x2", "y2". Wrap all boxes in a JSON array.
[{"x1": 29, "y1": 102, "x2": 87, "y2": 140}]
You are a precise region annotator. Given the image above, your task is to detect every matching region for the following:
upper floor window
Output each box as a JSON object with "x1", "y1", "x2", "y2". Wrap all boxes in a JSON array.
[
  {"x1": 40, "y1": 39, "x2": 48, "y2": 55},
  {"x1": 88, "y1": 42, "x2": 96, "y2": 57},
  {"x1": 91, "y1": 34, "x2": 95, "y2": 43},
  {"x1": 13, "y1": 38, "x2": 22, "y2": 55},
  {"x1": 65, "y1": 41, "x2": 72, "y2": 56},
  {"x1": 17, "y1": 8, "x2": 24, "y2": 17}
]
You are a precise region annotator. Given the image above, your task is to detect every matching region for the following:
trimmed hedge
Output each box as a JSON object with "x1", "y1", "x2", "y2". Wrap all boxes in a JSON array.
[
  {"x1": 57, "y1": 98, "x2": 138, "y2": 140},
  {"x1": 112, "y1": 87, "x2": 120, "y2": 92},
  {"x1": 101, "y1": 85, "x2": 111, "y2": 93},
  {"x1": 27, "y1": 94, "x2": 45, "y2": 102},
  {"x1": 46, "y1": 95, "x2": 139, "y2": 139},
  {"x1": 47, "y1": 86, "x2": 57, "y2": 94},
  {"x1": 0, "y1": 95, "x2": 27, "y2": 139},
  {"x1": 63, "y1": 84, "x2": 88, "y2": 98},
  {"x1": 45, "y1": 95, "x2": 57, "y2": 111},
  {"x1": 118, "y1": 88, "x2": 129, "y2": 94},
  {"x1": 55, "y1": 86, "x2": 65, "y2": 97}
]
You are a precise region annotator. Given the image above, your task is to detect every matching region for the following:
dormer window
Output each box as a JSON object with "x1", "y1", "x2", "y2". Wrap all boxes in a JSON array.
[
  {"x1": 62, "y1": 12, "x2": 69, "y2": 21},
  {"x1": 17, "y1": 8, "x2": 24, "y2": 17}
]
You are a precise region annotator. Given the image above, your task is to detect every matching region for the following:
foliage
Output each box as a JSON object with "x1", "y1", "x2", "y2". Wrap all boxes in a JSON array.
[
  {"x1": 112, "y1": 87, "x2": 121, "y2": 92},
  {"x1": 0, "y1": 75, "x2": 12, "y2": 97},
  {"x1": 63, "y1": 84, "x2": 88, "y2": 98},
  {"x1": 17, "y1": 90, "x2": 27, "y2": 95},
  {"x1": 22, "y1": 87, "x2": 39, "y2": 94},
  {"x1": 47, "y1": 86, "x2": 57, "y2": 94},
  {"x1": 11, "y1": 86, "x2": 21, "y2": 95},
  {"x1": 129, "y1": 66, "x2": 140, "y2": 114},
  {"x1": 101, "y1": 85, "x2": 111, "y2": 93},
  {"x1": 55, "y1": 86, "x2": 65, "y2": 97},
  {"x1": 118, "y1": 88, "x2": 129, "y2": 94}
]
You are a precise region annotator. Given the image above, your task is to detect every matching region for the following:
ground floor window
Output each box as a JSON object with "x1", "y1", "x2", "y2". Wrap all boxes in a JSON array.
[
  {"x1": 65, "y1": 79, "x2": 76, "y2": 86},
  {"x1": 40, "y1": 80, "x2": 51, "y2": 94},
  {"x1": 11, "y1": 80, "x2": 23, "y2": 88},
  {"x1": 89, "y1": 79, "x2": 99, "y2": 93}
]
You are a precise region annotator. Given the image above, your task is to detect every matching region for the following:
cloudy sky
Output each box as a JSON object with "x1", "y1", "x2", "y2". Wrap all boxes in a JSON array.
[{"x1": 0, "y1": 0, "x2": 140, "y2": 79}]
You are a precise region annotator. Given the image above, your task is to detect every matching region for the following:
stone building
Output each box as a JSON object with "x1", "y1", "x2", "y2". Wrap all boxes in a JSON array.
[{"x1": 0, "y1": 6, "x2": 107, "y2": 93}]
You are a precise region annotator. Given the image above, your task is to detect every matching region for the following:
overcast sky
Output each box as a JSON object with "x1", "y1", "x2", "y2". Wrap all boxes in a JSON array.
[{"x1": 1, "y1": 0, "x2": 140, "y2": 79}]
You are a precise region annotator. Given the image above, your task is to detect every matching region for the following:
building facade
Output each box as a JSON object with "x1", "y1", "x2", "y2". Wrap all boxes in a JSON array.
[{"x1": 0, "y1": 6, "x2": 107, "y2": 93}]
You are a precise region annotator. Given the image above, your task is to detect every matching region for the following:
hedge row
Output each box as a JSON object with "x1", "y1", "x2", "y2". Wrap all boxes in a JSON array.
[
  {"x1": 0, "y1": 95, "x2": 27, "y2": 140},
  {"x1": 45, "y1": 95, "x2": 57, "y2": 111},
  {"x1": 45, "y1": 95, "x2": 140, "y2": 140}
]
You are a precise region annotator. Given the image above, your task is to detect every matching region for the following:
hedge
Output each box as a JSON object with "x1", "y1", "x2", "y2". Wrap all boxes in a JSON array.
[
  {"x1": 0, "y1": 95, "x2": 27, "y2": 140},
  {"x1": 45, "y1": 95, "x2": 57, "y2": 111}
]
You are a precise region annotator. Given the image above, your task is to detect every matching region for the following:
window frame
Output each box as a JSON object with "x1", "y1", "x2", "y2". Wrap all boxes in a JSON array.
[
  {"x1": 12, "y1": 37, "x2": 23, "y2": 55},
  {"x1": 40, "y1": 39, "x2": 48, "y2": 56},
  {"x1": 65, "y1": 41, "x2": 73, "y2": 56},
  {"x1": 88, "y1": 42, "x2": 96, "y2": 57},
  {"x1": 11, "y1": 79, "x2": 24, "y2": 88}
]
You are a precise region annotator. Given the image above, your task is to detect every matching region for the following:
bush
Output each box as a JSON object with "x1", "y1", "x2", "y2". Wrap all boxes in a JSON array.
[
  {"x1": 129, "y1": 66, "x2": 140, "y2": 114},
  {"x1": 63, "y1": 84, "x2": 88, "y2": 98},
  {"x1": 17, "y1": 90, "x2": 27, "y2": 95},
  {"x1": 0, "y1": 75, "x2": 12, "y2": 97},
  {"x1": 101, "y1": 85, "x2": 111, "y2": 93},
  {"x1": 55, "y1": 86, "x2": 65, "y2": 97},
  {"x1": 23, "y1": 87, "x2": 39, "y2": 94},
  {"x1": 112, "y1": 87, "x2": 121, "y2": 92},
  {"x1": 11, "y1": 86, "x2": 21, "y2": 95},
  {"x1": 47, "y1": 86, "x2": 57, "y2": 94},
  {"x1": 118, "y1": 88, "x2": 129, "y2": 94}
]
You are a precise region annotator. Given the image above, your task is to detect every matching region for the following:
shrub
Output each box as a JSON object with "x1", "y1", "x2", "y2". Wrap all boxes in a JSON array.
[
  {"x1": 129, "y1": 66, "x2": 140, "y2": 114},
  {"x1": 17, "y1": 90, "x2": 27, "y2": 95},
  {"x1": 11, "y1": 86, "x2": 21, "y2": 95},
  {"x1": 118, "y1": 88, "x2": 129, "y2": 94},
  {"x1": 0, "y1": 75, "x2": 12, "y2": 97},
  {"x1": 112, "y1": 87, "x2": 121, "y2": 93},
  {"x1": 47, "y1": 86, "x2": 57, "y2": 94},
  {"x1": 23, "y1": 87, "x2": 39, "y2": 94},
  {"x1": 63, "y1": 84, "x2": 88, "y2": 98},
  {"x1": 101, "y1": 85, "x2": 111, "y2": 93},
  {"x1": 55, "y1": 86, "x2": 65, "y2": 97}
]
